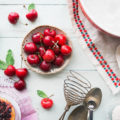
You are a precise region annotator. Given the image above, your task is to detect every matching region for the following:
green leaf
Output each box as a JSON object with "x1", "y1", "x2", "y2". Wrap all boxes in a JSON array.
[
  {"x1": 0, "y1": 60, "x2": 8, "y2": 70},
  {"x1": 37, "y1": 90, "x2": 48, "y2": 98},
  {"x1": 28, "y1": 3, "x2": 35, "y2": 11},
  {"x1": 6, "y1": 49, "x2": 14, "y2": 66}
]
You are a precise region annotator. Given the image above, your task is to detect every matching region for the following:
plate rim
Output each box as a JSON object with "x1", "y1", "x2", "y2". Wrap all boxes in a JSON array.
[{"x1": 79, "y1": 0, "x2": 120, "y2": 38}]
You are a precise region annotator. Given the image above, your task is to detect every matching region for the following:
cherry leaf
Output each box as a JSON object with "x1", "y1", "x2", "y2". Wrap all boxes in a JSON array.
[
  {"x1": 6, "y1": 49, "x2": 15, "y2": 66},
  {"x1": 28, "y1": 3, "x2": 35, "y2": 11},
  {"x1": 37, "y1": 90, "x2": 48, "y2": 98},
  {"x1": 0, "y1": 60, "x2": 8, "y2": 70}
]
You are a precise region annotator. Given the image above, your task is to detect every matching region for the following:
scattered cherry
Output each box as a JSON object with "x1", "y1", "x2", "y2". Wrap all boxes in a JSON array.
[
  {"x1": 27, "y1": 54, "x2": 40, "y2": 65},
  {"x1": 32, "y1": 32, "x2": 44, "y2": 44},
  {"x1": 40, "y1": 61, "x2": 51, "y2": 72},
  {"x1": 61, "y1": 45, "x2": 72, "y2": 56},
  {"x1": 55, "y1": 34, "x2": 66, "y2": 46},
  {"x1": 8, "y1": 12, "x2": 19, "y2": 24},
  {"x1": 38, "y1": 46, "x2": 46, "y2": 57},
  {"x1": 14, "y1": 79, "x2": 26, "y2": 90},
  {"x1": 16, "y1": 68, "x2": 28, "y2": 79},
  {"x1": 4, "y1": 65, "x2": 16, "y2": 76},
  {"x1": 44, "y1": 28, "x2": 56, "y2": 37},
  {"x1": 41, "y1": 98, "x2": 53, "y2": 109},
  {"x1": 54, "y1": 55, "x2": 64, "y2": 67},
  {"x1": 43, "y1": 49, "x2": 55, "y2": 62},
  {"x1": 26, "y1": 9, "x2": 38, "y2": 21},
  {"x1": 24, "y1": 42, "x2": 37, "y2": 54},
  {"x1": 43, "y1": 36, "x2": 54, "y2": 47}
]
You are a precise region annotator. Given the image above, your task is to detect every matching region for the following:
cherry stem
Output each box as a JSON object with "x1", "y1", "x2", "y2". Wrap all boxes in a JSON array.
[
  {"x1": 9, "y1": 77, "x2": 17, "y2": 82},
  {"x1": 48, "y1": 94, "x2": 54, "y2": 98},
  {"x1": 23, "y1": 4, "x2": 28, "y2": 11},
  {"x1": 19, "y1": 21, "x2": 28, "y2": 26}
]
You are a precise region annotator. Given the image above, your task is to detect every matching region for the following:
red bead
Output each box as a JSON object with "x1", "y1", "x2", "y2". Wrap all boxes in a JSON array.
[
  {"x1": 104, "y1": 60, "x2": 107, "y2": 64},
  {"x1": 108, "y1": 74, "x2": 111, "y2": 76},
  {"x1": 105, "y1": 69, "x2": 108, "y2": 72},
  {"x1": 80, "y1": 29, "x2": 82, "y2": 32},
  {"x1": 99, "y1": 61, "x2": 102, "y2": 64},
  {"x1": 93, "y1": 52, "x2": 95, "y2": 55},
  {"x1": 113, "y1": 73, "x2": 116, "y2": 76},
  {"x1": 102, "y1": 65, "x2": 105, "y2": 68},
  {"x1": 97, "y1": 52, "x2": 100, "y2": 55},
  {"x1": 96, "y1": 56, "x2": 98, "y2": 59},
  {"x1": 110, "y1": 69, "x2": 113, "y2": 72},
  {"x1": 87, "y1": 34, "x2": 89, "y2": 37},
  {"x1": 79, "y1": 20, "x2": 82, "y2": 23},
  {"x1": 114, "y1": 83, "x2": 117, "y2": 86},
  {"x1": 94, "y1": 47, "x2": 97, "y2": 50},
  {"x1": 89, "y1": 39, "x2": 92, "y2": 42},
  {"x1": 87, "y1": 43, "x2": 90, "y2": 46},
  {"x1": 77, "y1": 24, "x2": 80, "y2": 27},
  {"x1": 107, "y1": 65, "x2": 109, "y2": 68},
  {"x1": 100, "y1": 56, "x2": 103, "y2": 59},
  {"x1": 111, "y1": 78, "x2": 114, "y2": 81},
  {"x1": 90, "y1": 48, "x2": 92, "y2": 51}
]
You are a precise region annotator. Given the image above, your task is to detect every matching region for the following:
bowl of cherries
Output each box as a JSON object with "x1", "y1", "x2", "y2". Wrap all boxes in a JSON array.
[{"x1": 22, "y1": 25, "x2": 72, "y2": 75}]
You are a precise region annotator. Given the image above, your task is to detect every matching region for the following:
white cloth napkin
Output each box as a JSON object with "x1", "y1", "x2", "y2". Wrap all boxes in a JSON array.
[{"x1": 67, "y1": 0, "x2": 120, "y2": 94}]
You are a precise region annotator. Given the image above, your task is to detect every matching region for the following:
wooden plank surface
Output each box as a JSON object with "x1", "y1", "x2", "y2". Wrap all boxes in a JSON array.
[
  {"x1": 0, "y1": 5, "x2": 72, "y2": 38},
  {"x1": 0, "y1": 0, "x2": 67, "y2": 5},
  {"x1": 0, "y1": 0, "x2": 118, "y2": 120}
]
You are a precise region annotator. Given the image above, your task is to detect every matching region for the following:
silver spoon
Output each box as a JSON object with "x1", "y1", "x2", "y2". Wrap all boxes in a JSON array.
[{"x1": 84, "y1": 88, "x2": 102, "y2": 120}]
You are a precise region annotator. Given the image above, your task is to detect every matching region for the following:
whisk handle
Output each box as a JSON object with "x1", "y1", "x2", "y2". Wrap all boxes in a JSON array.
[
  {"x1": 59, "y1": 105, "x2": 70, "y2": 120},
  {"x1": 87, "y1": 109, "x2": 93, "y2": 120}
]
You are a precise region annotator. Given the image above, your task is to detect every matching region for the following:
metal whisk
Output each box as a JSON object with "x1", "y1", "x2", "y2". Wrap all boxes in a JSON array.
[{"x1": 59, "y1": 70, "x2": 91, "y2": 120}]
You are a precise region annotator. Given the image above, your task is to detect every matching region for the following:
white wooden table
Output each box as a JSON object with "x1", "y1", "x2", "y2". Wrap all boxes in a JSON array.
[{"x1": 0, "y1": 0, "x2": 120, "y2": 120}]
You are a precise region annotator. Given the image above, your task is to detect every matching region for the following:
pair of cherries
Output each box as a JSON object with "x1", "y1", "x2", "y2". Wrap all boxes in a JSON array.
[
  {"x1": 8, "y1": 9, "x2": 38, "y2": 24},
  {"x1": 4, "y1": 65, "x2": 28, "y2": 91},
  {"x1": 24, "y1": 28, "x2": 72, "y2": 72}
]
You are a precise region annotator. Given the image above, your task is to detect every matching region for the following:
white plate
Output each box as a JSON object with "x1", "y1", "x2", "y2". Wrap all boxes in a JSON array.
[
  {"x1": 79, "y1": 0, "x2": 120, "y2": 37},
  {"x1": 0, "y1": 93, "x2": 21, "y2": 120}
]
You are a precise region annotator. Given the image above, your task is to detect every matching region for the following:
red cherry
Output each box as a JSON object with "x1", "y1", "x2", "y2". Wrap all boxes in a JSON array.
[
  {"x1": 8, "y1": 12, "x2": 19, "y2": 24},
  {"x1": 4, "y1": 65, "x2": 16, "y2": 76},
  {"x1": 53, "y1": 45, "x2": 60, "y2": 55},
  {"x1": 27, "y1": 54, "x2": 40, "y2": 65},
  {"x1": 16, "y1": 68, "x2": 28, "y2": 79},
  {"x1": 55, "y1": 34, "x2": 66, "y2": 46},
  {"x1": 24, "y1": 42, "x2": 37, "y2": 54},
  {"x1": 40, "y1": 61, "x2": 51, "y2": 72},
  {"x1": 41, "y1": 98, "x2": 53, "y2": 109},
  {"x1": 61, "y1": 45, "x2": 72, "y2": 56},
  {"x1": 14, "y1": 80, "x2": 26, "y2": 91},
  {"x1": 38, "y1": 46, "x2": 46, "y2": 57},
  {"x1": 32, "y1": 32, "x2": 44, "y2": 44},
  {"x1": 26, "y1": 9, "x2": 38, "y2": 21},
  {"x1": 43, "y1": 49, "x2": 55, "y2": 62},
  {"x1": 44, "y1": 28, "x2": 56, "y2": 37},
  {"x1": 43, "y1": 36, "x2": 54, "y2": 47},
  {"x1": 54, "y1": 55, "x2": 64, "y2": 67}
]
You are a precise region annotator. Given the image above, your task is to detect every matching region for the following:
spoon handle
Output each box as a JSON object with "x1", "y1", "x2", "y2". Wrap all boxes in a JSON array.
[{"x1": 87, "y1": 109, "x2": 93, "y2": 120}]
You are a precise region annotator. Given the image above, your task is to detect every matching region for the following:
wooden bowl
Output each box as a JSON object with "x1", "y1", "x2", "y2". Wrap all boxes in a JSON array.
[{"x1": 21, "y1": 25, "x2": 72, "y2": 75}]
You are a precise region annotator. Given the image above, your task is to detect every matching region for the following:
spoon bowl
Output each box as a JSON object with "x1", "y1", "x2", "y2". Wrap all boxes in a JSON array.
[
  {"x1": 84, "y1": 88, "x2": 102, "y2": 120},
  {"x1": 68, "y1": 105, "x2": 88, "y2": 120}
]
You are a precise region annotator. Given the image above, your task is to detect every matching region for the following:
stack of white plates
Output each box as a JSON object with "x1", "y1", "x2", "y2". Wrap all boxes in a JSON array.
[{"x1": 79, "y1": 0, "x2": 120, "y2": 37}]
